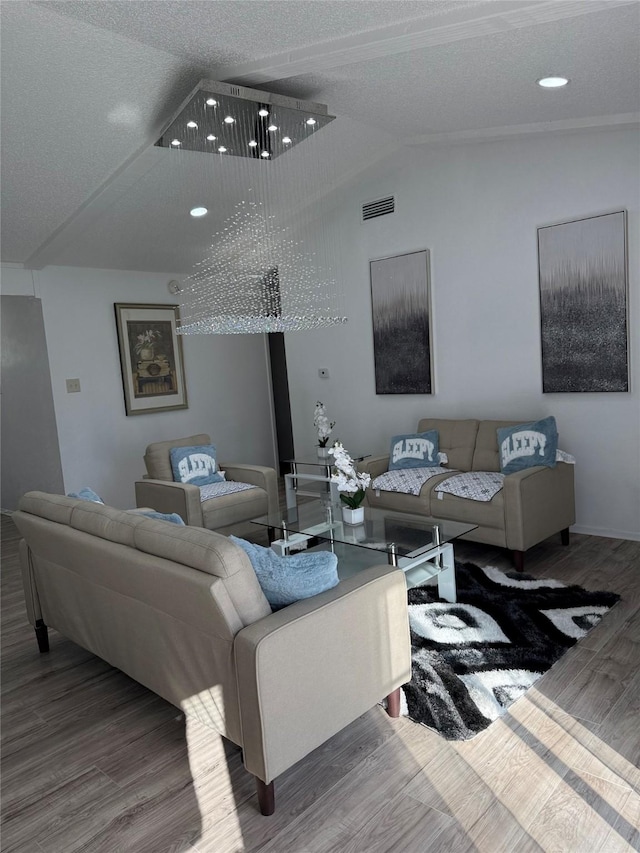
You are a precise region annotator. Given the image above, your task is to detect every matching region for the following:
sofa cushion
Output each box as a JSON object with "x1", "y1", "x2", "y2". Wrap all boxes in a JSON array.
[
  {"x1": 435, "y1": 471, "x2": 504, "y2": 502},
  {"x1": 497, "y1": 416, "x2": 558, "y2": 474},
  {"x1": 144, "y1": 433, "x2": 211, "y2": 481},
  {"x1": 417, "y1": 419, "x2": 479, "y2": 472},
  {"x1": 201, "y1": 487, "x2": 268, "y2": 530},
  {"x1": 134, "y1": 522, "x2": 272, "y2": 626},
  {"x1": 372, "y1": 466, "x2": 451, "y2": 496},
  {"x1": 389, "y1": 431, "x2": 439, "y2": 470},
  {"x1": 199, "y1": 481, "x2": 257, "y2": 502},
  {"x1": 230, "y1": 536, "x2": 339, "y2": 610},
  {"x1": 170, "y1": 444, "x2": 225, "y2": 486},
  {"x1": 69, "y1": 501, "x2": 149, "y2": 546},
  {"x1": 431, "y1": 487, "x2": 505, "y2": 531},
  {"x1": 18, "y1": 491, "x2": 78, "y2": 525}
]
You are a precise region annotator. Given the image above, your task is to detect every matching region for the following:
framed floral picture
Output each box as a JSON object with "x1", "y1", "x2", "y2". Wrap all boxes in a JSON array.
[{"x1": 114, "y1": 303, "x2": 188, "y2": 415}]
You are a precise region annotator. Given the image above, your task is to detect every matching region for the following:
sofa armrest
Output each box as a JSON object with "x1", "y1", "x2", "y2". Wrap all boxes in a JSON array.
[
  {"x1": 134, "y1": 480, "x2": 204, "y2": 527},
  {"x1": 234, "y1": 564, "x2": 411, "y2": 784},
  {"x1": 503, "y1": 462, "x2": 576, "y2": 551},
  {"x1": 219, "y1": 463, "x2": 279, "y2": 515},
  {"x1": 359, "y1": 455, "x2": 390, "y2": 480}
]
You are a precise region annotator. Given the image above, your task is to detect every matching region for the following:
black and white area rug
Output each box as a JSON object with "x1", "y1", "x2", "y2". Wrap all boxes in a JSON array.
[{"x1": 402, "y1": 562, "x2": 620, "y2": 740}]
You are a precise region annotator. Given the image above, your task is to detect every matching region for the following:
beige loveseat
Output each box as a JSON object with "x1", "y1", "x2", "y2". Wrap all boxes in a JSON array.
[
  {"x1": 135, "y1": 433, "x2": 278, "y2": 534},
  {"x1": 14, "y1": 492, "x2": 411, "y2": 815},
  {"x1": 360, "y1": 418, "x2": 575, "y2": 571}
]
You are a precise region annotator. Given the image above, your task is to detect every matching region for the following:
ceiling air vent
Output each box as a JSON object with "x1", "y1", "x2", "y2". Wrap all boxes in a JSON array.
[{"x1": 362, "y1": 196, "x2": 395, "y2": 222}]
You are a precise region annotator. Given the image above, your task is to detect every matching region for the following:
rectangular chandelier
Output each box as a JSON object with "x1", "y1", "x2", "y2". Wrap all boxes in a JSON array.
[
  {"x1": 155, "y1": 79, "x2": 335, "y2": 160},
  {"x1": 155, "y1": 79, "x2": 346, "y2": 334}
]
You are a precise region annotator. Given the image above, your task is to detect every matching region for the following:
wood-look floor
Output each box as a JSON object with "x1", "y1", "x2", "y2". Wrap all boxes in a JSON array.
[{"x1": 2, "y1": 511, "x2": 639, "y2": 852}]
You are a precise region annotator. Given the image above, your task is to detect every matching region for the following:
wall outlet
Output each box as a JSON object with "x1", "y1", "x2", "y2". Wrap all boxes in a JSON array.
[
  {"x1": 66, "y1": 378, "x2": 81, "y2": 393},
  {"x1": 318, "y1": 368, "x2": 330, "y2": 379}
]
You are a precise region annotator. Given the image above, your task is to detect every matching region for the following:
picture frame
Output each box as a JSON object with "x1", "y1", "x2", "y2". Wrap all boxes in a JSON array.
[
  {"x1": 538, "y1": 210, "x2": 629, "y2": 393},
  {"x1": 114, "y1": 303, "x2": 188, "y2": 415},
  {"x1": 370, "y1": 249, "x2": 433, "y2": 394}
]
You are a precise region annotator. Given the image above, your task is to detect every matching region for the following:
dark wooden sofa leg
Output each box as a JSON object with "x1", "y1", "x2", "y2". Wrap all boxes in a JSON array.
[
  {"x1": 386, "y1": 687, "x2": 401, "y2": 718},
  {"x1": 512, "y1": 550, "x2": 525, "y2": 573},
  {"x1": 255, "y1": 778, "x2": 275, "y2": 816},
  {"x1": 35, "y1": 619, "x2": 49, "y2": 653},
  {"x1": 561, "y1": 528, "x2": 570, "y2": 546}
]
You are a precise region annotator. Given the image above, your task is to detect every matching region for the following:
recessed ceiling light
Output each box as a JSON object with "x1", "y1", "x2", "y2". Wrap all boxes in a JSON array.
[
  {"x1": 186, "y1": 121, "x2": 198, "y2": 129},
  {"x1": 171, "y1": 139, "x2": 181, "y2": 146},
  {"x1": 260, "y1": 151, "x2": 270, "y2": 158},
  {"x1": 268, "y1": 124, "x2": 278, "y2": 132},
  {"x1": 282, "y1": 136, "x2": 292, "y2": 144},
  {"x1": 306, "y1": 118, "x2": 317, "y2": 125},
  {"x1": 190, "y1": 207, "x2": 208, "y2": 217},
  {"x1": 206, "y1": 134, "x2": 216, "y2": 141},
  {"x1": 258, "y1": 109, "x2": 269, "y2": 117},
  {"x1": 206, "y1": 98, "x2": 217, "y2": 106},
  {"x1": 224, "y1": 116, "x2": 235, "y2": 124},
  {"x1": 248, "y1": 140, "x2": 258, "y2": 147},
  {"x1": 218, "y1": 146, "x2": 227, "y2": 153},
  {"x1": 537, "y1": 76, "x2": 569, "y2": 88}
]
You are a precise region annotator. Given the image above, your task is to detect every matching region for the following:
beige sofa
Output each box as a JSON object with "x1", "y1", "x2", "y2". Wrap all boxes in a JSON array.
[
  {"x1": 135, "y1": 433, "x2": 278, "y2": 534},
  {"x1": 14, "y1": 491, "x2": 411, "y2": 816},
  {"x1": 361, "y1": 418, "x2": 575, "y2": 571}
]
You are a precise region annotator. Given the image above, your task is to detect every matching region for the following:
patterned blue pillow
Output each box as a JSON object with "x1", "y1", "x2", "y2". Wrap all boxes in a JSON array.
[
  {"x1": 497, "y1": 416, "x2": 558, "y2": 474},
  {"x1": 170, "y1": 444, "x2": 224, "y2": 487},
  {"x1": 389, "y1": 431, "x2": 439, "y2": 470},
  {"x1": 67, "y1": 487, "x2": 104, "y2": 503},
  {"x1": 230, "y1": 536, "x2": 339, "y2": 610}
]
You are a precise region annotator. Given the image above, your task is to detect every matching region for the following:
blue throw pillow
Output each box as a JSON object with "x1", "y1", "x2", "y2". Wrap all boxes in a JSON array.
[
  {"x1": 170, "y1": 444, "x2": 224, "y2": 487},
  {"x1": 230, "y1": 536, "x2": 339, "y2": 610},
  {"x1": 497, "y1": 416, "x2": 558, "y2": 474},
  {"x1": 136, "y1": 510, "x2": 185, "y2": 525},
  {"x1": 389, "y1": 431, "x2": 439, "y2": 470},
  {"x1": 67, "y1": 487, "x2": 104, "y2": 503}
]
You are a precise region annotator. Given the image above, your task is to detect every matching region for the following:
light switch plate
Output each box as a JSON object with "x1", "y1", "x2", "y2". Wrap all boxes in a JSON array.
[{"x1": 66, "y1": 378, "x2": 81, "y2": 393}]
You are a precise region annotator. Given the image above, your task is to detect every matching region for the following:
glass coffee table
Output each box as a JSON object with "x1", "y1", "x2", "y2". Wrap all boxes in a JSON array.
[{"x1": 252, "y1": 500, "x2": 477, "y2": 602}]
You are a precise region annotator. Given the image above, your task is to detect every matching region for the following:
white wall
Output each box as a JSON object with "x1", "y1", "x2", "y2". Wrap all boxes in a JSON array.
[
  {"x1": 2, "y1": 265, "x2": 275, "y2": 508},
  {"x1": 285, "y1": 127, "x2": 640, "y2": 540}
]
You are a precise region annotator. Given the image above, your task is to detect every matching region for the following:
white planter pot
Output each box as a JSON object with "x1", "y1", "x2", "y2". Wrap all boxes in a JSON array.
[
  {"x1": 342, "y1": 506, "x2": 364, "y2": 525},
  {"x1": 317, "y1": 446, "x2": 329, "y2": 459}
]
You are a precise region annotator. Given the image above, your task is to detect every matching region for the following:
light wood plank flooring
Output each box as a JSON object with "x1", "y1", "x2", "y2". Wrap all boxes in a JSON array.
[{"x1": 2, "y1": 512, "x2": 639, "y2": 852}]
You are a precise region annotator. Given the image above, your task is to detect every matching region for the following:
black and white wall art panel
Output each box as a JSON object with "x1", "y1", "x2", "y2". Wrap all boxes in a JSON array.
[
  {"x1": 370, "y1": 249, "x2": 433, "y2": 395},
  {"x1": 538, "y1": 210, "x2": 629, "y2": 393}
]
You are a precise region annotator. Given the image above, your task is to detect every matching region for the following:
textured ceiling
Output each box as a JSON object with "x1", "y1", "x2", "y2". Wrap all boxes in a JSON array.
[{"x1": 1, "y1": 0, "x2": 638, "y2": 272}]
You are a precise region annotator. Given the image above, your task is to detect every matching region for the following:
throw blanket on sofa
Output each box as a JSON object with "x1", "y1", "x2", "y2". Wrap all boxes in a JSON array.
[
  {"x1": 435, "y1": 471, "x2": 504, "y2": 502},
  {"x1": 372, "y1": 466, "x2": 452, "y2": 497},
  {"x1": 199, "y1": 481, "x2": 257, "y2": 502}
]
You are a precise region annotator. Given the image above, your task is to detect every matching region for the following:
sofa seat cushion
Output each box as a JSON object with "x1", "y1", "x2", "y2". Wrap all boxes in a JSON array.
[
  {"x1": 372, "y1": 466, "x2": 451, "y2": 497},
  {"x1": 431, "y1": 487, "x2": 505, "y2": 530},
  {"x1": 201, "y1": 486, "x2": 268, "y2": 530},
  {"x1": 200, "y1": 481, "x2": 257, "y2": 502},
  {"x1": 434, "y1": 471, "x2": 504, "y2": 502}
]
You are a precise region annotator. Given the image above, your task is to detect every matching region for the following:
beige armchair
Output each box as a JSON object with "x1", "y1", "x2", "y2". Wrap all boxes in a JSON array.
[{"x1": 135, "y1": 433, "x2": 278, "y2": 533}]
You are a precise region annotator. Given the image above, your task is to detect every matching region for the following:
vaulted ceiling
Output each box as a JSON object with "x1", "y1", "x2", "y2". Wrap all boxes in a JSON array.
[{"x1": 1, "y1": 0, "x2": 638, "y2": 273}]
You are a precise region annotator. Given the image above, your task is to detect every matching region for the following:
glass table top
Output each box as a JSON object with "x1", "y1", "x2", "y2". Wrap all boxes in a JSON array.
[
  {"x1": 283, "y1": 454, "x2": 370, "y2": 468},
  {"x1": 252, "y1": 499, "x2": 477, "y2": 560}
]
